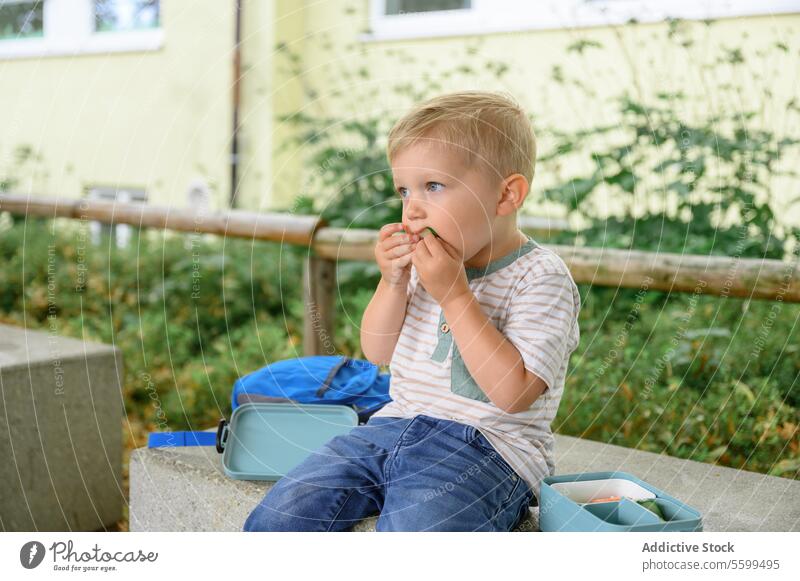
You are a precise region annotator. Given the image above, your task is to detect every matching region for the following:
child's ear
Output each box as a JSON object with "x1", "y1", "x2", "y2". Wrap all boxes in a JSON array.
[{"x1": 496, "y1": 174, "x2": 529, "y2": 216}]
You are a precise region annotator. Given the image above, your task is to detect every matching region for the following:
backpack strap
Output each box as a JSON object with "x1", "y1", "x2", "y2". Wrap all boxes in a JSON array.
[{"x1": 315, "y1": 356, "x2": 350, "y2": 398}]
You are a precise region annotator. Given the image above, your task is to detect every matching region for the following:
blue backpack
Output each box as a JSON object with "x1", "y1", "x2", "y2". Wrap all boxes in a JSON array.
[
  {"x1": 148, "y1": 355, "x2": 391, "y2": 448},
  {"x1": 231, "y1": 355, "x2": 392, "y2": 424}
]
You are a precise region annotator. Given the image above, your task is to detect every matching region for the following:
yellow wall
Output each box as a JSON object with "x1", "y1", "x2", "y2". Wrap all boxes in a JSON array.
[
  {"x1": 271, "y1": 3, "x2": 800, "y2": 235},
  {"x1": 0, "y1": 0, "x2": 235, "y2": 210},
  {"x1": 237, "y1": 0, "x2": 306, "y2": 212}
]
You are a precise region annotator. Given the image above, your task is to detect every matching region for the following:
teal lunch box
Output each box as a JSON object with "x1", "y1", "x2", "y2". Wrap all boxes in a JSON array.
[
  {"x1": 539, "y1": 471, "x2": 703, "y2": 532},
  {"x1": 214, "y1": 402, "x2": 359, "y2": 480}
]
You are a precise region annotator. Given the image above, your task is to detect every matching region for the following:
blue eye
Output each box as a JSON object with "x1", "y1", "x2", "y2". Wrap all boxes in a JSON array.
[
  {"x1": 396, "y1": 183, "x2": 444, "y2": 198},
  {"x1": 427, "y1": 182, "x2": 445, "y2": 192}
]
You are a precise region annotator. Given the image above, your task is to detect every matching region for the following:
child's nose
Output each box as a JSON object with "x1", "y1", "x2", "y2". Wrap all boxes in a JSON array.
[{"x1": 403, "y1": 197, "x2": 426, "y2": 221}]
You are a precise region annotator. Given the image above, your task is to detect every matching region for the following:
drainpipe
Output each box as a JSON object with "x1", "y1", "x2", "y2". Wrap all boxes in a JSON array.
[{"x1": 231, "y1": 0, "x2": 243, "y2": 208}]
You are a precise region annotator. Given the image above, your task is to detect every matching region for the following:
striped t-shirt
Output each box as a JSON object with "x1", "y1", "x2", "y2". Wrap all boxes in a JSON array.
[{"x1": 372, "y1": 232, "x2": 581, "y2": 503}]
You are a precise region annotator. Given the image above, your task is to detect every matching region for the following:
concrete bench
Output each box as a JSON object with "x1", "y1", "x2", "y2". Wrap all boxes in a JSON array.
[
  {"x1": 129, "y1": 429, "x2": 800, "y2": 531},
  {"x1": 0, "y1": 324, "x2": 124, "y2": 531}
]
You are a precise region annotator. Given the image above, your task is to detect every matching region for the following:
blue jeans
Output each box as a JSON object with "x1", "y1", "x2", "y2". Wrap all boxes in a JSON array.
[{"x1": 242, "y1": 414, "x2": 535, "y2": 532}]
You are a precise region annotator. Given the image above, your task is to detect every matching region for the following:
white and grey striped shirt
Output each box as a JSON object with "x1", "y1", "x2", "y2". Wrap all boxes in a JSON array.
[{"x1": 372, "y1": 233, "x2": 581, "y2": 503}]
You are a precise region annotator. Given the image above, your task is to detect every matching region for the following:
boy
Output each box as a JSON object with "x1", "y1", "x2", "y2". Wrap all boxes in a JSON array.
[{"x1": 243, "y1": 90, "x2": 581, "y2": 532}]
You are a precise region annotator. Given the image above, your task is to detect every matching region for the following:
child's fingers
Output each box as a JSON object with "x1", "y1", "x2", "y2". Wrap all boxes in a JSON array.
[
  {"x1": 414, "y1": 237, "x2": 431, "y2": 258},
  {"x1": 422, "y1": 234, "x2": 452, "y2": 260},
  {"x1": 378, "y1": 222, "x2": 405, "y2": 242},
  {"x1": 386, "y1": 242, "x2": 416, "y2": 258},
  {"x1": 439, "y1": 239, "x2": 462, "y2": 260},
  {"x1": 381, "y1": 232, "x2": 419, "y2": 252},
  {"x1": 393, "y1": 252, "x2": 413, "y2": 269}
]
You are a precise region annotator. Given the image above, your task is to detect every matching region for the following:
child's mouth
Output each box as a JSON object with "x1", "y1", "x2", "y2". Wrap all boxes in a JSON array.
[{"x1": 404, "y1": 225, "x2": 440, "y2": 239}]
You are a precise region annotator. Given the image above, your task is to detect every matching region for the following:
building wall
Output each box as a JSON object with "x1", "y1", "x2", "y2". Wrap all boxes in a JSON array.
[
  {"x1": 0, "y1": 0, "x2": 235, "y2": 210},
  {"x1": 237, "y1": 0, "x2": 305, "y2": 212},
  {"x1": 2, "y1": 1, "x2": 797, "y2": 234},
  {"x1": 271, "y1": 2, "x2": 800, "y2": 233}
]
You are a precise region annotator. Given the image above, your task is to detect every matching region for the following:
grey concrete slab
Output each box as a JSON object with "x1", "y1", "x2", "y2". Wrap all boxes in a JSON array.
[
  {"x1": 129, "y1": 428, "x2": 800, "y2": 532},
  {"x1": 129, "y1": 429, "x2": 537, "y2": 532},
  {"x1": 0, "y1": 324, "x2": 124, "y2": 531}
]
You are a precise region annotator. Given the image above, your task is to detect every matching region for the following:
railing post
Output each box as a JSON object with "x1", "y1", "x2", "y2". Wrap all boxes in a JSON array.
[{"x1": 303, "y1": 254, "x2": 337, "y2": 356}]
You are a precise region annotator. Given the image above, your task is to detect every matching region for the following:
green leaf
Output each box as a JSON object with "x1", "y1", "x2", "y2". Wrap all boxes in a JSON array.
[{"x1": 734, "y1": 381, "x2": 755, "y2": 404}]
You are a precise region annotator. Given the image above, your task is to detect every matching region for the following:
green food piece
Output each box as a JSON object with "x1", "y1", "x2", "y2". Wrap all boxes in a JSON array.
[
  {"x1": 424, "y1": 227, "x2": 440, "y2": 239},
  {"x1": 637, "y1": 499, "x2": 666, "y2": 521}
]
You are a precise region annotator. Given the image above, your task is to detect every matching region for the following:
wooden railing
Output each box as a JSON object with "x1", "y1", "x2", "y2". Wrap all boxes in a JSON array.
[{"x1": 2, "y1": 193, "x2": 798, "y2": 355}]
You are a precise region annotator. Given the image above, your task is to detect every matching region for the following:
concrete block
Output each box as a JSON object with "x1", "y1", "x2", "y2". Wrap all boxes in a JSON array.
[
  {"x1": 129, "y1": 426, "x2": 800, "y2": 532},
  {"x1": 0, "y1": 324, "x2": 124, "y2": 531},
  {"x1": 129, "y1": 429, "x2": 538, "y2": 532}
]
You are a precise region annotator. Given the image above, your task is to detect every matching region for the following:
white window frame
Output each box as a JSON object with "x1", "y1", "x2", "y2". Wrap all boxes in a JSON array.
[
  {"x1": 87, "y1": 186, "x2": 147, "y2": 249},
  {"x1": 362, "y1": 0, "x2": 800, "y2": 42},
  {"x1": 0, "y1": 0, "x2": 163, "y2": 60}
]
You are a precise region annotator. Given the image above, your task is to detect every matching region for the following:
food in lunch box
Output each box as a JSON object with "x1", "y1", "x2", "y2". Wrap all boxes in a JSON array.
[
  {"x1": 636, "y1": 499, "x2": 666, "y2": 521},
  {"x1": 587, "y1": 496, "x2": 621, "y2": 504}
]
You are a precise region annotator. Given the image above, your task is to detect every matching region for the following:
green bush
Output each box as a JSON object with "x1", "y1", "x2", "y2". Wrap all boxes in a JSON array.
[
  {"x1": 0, "y1": 217, "x2": 307, "y2": 437},
  {"x1": 559, "y1": 284, "x2": 799, "y2": 477},
  {"x1": 0, "y1": 218, "x2": 796, "y2": 479}
]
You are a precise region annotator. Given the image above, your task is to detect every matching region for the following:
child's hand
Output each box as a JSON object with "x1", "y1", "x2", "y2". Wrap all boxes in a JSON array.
[
  {"x1": 412, "y1": 232, "x2": 470, "y2": 308},
  {"x1": 375, "y1": 222, "x2": 420, "y2": 291}
]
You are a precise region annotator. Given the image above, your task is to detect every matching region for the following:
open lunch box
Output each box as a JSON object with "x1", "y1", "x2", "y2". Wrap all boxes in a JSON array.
[
  {"x1": 149, "y1": 401, "x2": 359, "y2": 480},
  {"x1": 539, "y1": 471, "x2": 703, "y2": 532}
]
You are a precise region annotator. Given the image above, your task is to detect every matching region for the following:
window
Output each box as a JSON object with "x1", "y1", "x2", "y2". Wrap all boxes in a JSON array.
[
  {"x1": 0, "y1": 0, "x2": 163, "y2": 60},
  {"x1": 87, "y1": 186, "x2": 147, "y2": 249},
  {"x1": 0, "y1": 1, "x2": 44, "y2": 40},
  {"x1": 384, "y1": 0, "x2": 470, "y2": 15},
  {"x1": 364, "y1": 0, "x2": 800, "y2": 41},
  {"x1": 94, "y1": 0, "x2": 159, "y2": 33}
]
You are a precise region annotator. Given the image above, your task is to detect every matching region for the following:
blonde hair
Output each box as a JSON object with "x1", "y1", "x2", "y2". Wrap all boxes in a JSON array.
[{"x1": 387, "y1": 90, "x2": 537, "y2": 185}]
